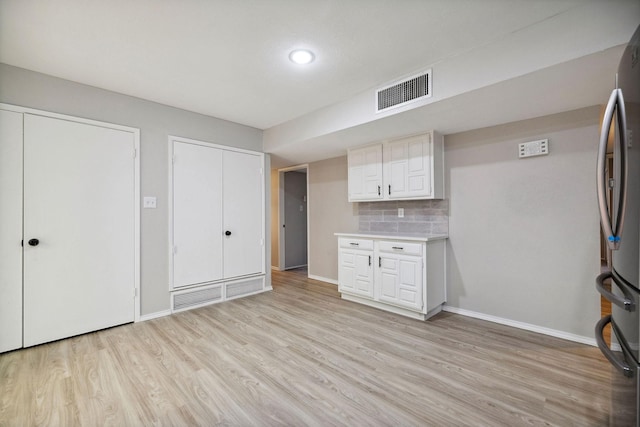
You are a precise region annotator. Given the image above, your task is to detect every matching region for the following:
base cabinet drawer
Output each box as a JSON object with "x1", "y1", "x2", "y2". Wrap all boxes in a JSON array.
[
  {"x1": 336, "y1": 236, "x2": 446, "y2": 321},
  {"x1": 377, "y1": 240, "x2": 422, "y2": 256}
]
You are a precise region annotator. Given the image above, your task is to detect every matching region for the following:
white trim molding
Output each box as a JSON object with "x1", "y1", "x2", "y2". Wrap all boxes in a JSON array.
[
  {"x1": 308, "y1": 274, "x2": 338, "y2": 286},
  {"x1": 139, "y1": 310, "x2": 172, "y2": 322},
  {"x1": 442, "y1": 305, "x2": 597, "y2": 347}
]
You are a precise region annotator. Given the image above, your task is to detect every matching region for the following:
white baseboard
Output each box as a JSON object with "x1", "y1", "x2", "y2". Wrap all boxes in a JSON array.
[
  {"x1": 138, "y1": 309, "x2": 172, "y2": 322},
  {"x1": 308, "y1": 274, "x2": 338, "y2": 285},
  {"x1": 284, "y1": 264, "x2": 308, "y2": 270},
  {"x1": 442, "y1": 306, "x2": 597, "y2": 347}
]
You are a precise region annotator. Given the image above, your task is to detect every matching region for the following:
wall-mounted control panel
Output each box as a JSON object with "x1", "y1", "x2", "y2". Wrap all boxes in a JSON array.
[{"x1": 519, "y1": 139, "x2": 549, "y2": 158}]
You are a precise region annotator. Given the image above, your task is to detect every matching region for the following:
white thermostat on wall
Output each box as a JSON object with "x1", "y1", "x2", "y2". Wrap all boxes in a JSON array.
[{"x1": 519, "y1": 139, "x2": 549, "y2": 158}]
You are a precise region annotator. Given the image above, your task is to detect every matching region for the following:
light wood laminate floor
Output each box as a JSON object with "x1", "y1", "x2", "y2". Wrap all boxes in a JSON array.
[{"x1": 1, "y1": 270, "x2": 613, "y2": 426}]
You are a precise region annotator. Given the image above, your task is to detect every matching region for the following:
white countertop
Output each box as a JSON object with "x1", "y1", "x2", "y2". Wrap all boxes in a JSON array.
[{"x1": 334, "y1": 231, "x2": 448, "y2": 242}]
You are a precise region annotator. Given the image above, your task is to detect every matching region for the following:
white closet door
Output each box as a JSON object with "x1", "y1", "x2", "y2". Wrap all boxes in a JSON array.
[
  {"x1": 0, "y1": 110, "x2": 24, "y2": 353},
  {"x1": 223, "y1": 151, "x2": 264, "y2": 278},
  {"x1": 172, "y1": 141, "x2": 223, "y2": 287},
  {"x1": 23, "y1": 114, "x2": 136, "y2": 347}
]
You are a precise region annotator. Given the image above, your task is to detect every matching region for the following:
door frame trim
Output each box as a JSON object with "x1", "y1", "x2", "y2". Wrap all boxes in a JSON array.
[
  {"x1": 0, "y1": 103, "x2": 141, "y2": 322},
  {"x1": 277, "y1": 164, "x2": 309, "y2": 272}
]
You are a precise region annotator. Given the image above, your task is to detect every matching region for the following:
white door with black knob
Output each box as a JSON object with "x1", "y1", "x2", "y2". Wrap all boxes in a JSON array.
[
  {"x1": 23, "y1": 114, "x2": 137, "y2": 347},
  {"x1": 223, "y1": 150, "x2": 263, "y2": 279}
]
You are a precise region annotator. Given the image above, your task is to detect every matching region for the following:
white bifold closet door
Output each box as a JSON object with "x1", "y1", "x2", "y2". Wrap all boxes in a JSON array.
[
  {"x1": 172, "y1": 140, "x2": 263, "y2": 288},
  {"x1": 22, "y1": 114, "x2": 136, "y2": 347}
]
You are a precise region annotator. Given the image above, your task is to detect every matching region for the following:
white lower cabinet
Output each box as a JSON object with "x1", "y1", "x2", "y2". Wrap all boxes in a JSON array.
[
  {"x1": 338, "y1": 238, "x2": 374, "y2": 298},
  {"x1": 337, "y1": 235, "x2": 446, "y2": 320},
  {"x1": 379, "y1": 253, "x2": 423, "y2": 311}
]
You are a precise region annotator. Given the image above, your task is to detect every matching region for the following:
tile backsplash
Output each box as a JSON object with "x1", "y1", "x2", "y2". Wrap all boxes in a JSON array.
[{"x1": 357, "y1": 199, "x2": 449, "y2": 234}]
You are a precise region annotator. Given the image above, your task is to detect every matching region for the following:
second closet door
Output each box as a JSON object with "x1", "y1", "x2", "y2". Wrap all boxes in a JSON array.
[{"x1": 222, "y1": 150, "x2": 263, "y2": 279}]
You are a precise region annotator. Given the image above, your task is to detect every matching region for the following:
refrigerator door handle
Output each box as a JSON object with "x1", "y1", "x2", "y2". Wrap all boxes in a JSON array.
[
  {"x1": 597, "y1": 89, "x2": 617, "y2": 249},
  {"x1": 614, "y1": 88, "x2": 629, "y2": 244},
  {"x1": 597, "y1": 88, "x2": 628, "y2": 250},
  {"x1": 596, "y1": 271, "x2": 636, "y2": 311},
  {"x1": 595, "y1": 315, "x2": 634, "y2": 378}
]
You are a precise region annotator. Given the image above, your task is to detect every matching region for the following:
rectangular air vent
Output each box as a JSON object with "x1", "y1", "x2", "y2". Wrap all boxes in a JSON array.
[
  {"x1": 226, "y1": 277, "x2": 265, "y2": 300},
  {"x1": 172, "y1": 285, "x2": 222, "y2": 312},
  {"x1": 376, "y1": 70, "x2": 432, "y2": 112}
]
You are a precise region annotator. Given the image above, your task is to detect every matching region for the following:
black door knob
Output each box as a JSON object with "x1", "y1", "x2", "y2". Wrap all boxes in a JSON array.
[
  {"x1": 225, "y1": 230, "x2": 231, "y2": 236},
  {"x1": 28, "y1": 238, "x2": 39, "y2": 246}
]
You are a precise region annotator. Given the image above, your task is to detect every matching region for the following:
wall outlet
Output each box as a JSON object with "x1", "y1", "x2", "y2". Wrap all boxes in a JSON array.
[{"x1": 398, "y1": 208, "x2": 404, "y2": 218}]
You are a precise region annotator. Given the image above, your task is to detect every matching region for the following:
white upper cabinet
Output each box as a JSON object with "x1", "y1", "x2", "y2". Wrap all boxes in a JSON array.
[
  {"x1": 347, "y1": 131, "x2": 444, "y2": 202},
  {"x1": 347, "y1": 144, "x2": 383, "y2": 201},
  {"x1": 384, "y1": 133, "x2": 432, "y2": 199}
]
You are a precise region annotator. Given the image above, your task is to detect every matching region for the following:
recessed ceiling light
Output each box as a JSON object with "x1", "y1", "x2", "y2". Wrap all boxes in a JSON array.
[{"x1": 289, "y1": 49, "x2": 315, "y2": 65}]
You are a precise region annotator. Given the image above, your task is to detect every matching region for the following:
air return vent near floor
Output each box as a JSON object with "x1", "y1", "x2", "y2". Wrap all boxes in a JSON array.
[
  {"x1": 376, "y1": 70, "x2": 432, "y2": 112},
  {"x1": 226, "y1": 277, "x2": 265, "y2": 300},
  {"x1": 172, "y1": 285, "x2": 222, "y2": 312}
]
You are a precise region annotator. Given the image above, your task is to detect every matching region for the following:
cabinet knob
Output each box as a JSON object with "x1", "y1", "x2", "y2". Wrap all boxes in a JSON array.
[
  {"x1": 28, "y1": 238, "x2": 40, "y2": 247},
  {"x1": 225, "y1": 230, "x2": 231, "y2": 236}
]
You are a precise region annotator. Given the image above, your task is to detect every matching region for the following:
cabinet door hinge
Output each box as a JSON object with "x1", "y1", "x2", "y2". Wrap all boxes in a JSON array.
[
  {"x1": 133, "y1": 148, "x2": 137, "y2": 158},
  {"x1": 173, "y1": 245, "x2": 178, "y2": 255}
]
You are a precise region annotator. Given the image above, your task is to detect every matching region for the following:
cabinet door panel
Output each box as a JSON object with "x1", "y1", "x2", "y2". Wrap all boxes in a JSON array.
[
  {"x1": 378, "y1": 254, "x2": 423, "y2": 310},
  {"x1": 339, "y1": 251, "x2": 357, "y2": 293},
  {"x1": 385, "y1": 134, "x2": 432, "y2": 199},
  {"x1": 172, "y1": 142, "x2": 223, "y2": 287},
  {"x1": 223, "y1": 151, "x2": 264, "y2": 278},
  {"x1": 348, "y1": 145, "x2": 382, "y2": 200},
  {"x1": 339, "y1": 249, "x2": 373, "y2": 298}
]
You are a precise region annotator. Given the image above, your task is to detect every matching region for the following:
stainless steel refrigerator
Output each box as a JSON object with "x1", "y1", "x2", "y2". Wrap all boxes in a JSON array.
[{"x1": 596, "y1": 24, "x2": 640, "y2": 427}]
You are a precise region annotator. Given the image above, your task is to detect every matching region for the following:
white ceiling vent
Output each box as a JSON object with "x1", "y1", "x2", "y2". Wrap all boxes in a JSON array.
[{"x1": 376, "y1": 70, "x2": 432, "y2": 113}]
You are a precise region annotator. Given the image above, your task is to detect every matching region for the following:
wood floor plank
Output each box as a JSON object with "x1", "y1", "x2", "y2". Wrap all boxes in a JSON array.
[{"x1": 0, "y1": 269, "x2": 614, "y2": 426}]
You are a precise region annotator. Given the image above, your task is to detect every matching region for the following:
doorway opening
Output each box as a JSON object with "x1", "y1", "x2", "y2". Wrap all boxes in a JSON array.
[{"x1": 278, "y1": 165, "x2": 309, "y2": 272}]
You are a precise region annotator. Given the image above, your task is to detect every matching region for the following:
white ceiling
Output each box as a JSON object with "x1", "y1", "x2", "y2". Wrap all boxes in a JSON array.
[{"x1": 1, "y1": 0, "x2": 639, "y2": 166}]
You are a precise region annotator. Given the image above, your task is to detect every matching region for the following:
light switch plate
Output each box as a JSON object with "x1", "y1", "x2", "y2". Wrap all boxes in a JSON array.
[
  {"x1": 143, "y1": 196, "x2": 157, "y2": 209},
  {"x1": 398, "y1": 208, "x2": 404, "y2": 218}
]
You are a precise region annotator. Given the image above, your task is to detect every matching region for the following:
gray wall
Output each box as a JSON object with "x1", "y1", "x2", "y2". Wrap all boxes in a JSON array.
[
  {"x1": 0, "y1": 63, "x2": 263, "y2": 316},
  {"x1": 301, "y1": 106, "x2": 602, "y2": 340},
  {"x1": 444, "y1": 106, "x2": 602, "y2": 339},
  {"x1": 308, "y1": 156, "x2": 359, "y2": 281}
]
